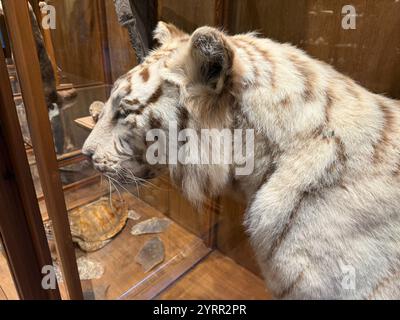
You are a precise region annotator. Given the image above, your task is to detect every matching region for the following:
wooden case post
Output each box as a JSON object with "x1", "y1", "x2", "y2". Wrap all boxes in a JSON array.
[
  {"x1": 2, "y1": 0, "x2": 83, "y2": 299},
  {"x1": 0, "y1": 35, "x2": 61, "y2": 301}
]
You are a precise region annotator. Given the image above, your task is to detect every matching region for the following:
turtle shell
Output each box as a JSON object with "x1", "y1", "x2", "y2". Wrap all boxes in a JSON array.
[{"x1": 69, "y1": 197, "x2": 128, "y2": 251}]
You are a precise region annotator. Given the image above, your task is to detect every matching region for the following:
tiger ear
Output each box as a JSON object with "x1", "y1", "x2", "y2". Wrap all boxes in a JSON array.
[
  {"x1": 153, "y1": 21, "x2": 187, "y2": 45},
  {"x1": 188, "y1": 27, "x2": 234, "y2": 92}
]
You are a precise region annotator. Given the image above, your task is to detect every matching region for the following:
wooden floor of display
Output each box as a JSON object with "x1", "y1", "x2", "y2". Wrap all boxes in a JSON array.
[
  {"x1": 0, "y1": 181, "x2": 270, "y2": 300},
  {"x1": 0, "y1": 251, "x2": 271, "y2": 300},
  {"x1": 156, "y1": 251, "x2": 270, "y2": 300},
  {"x1": 0, "y1": 249, "x2": 270, "y2": 300}
]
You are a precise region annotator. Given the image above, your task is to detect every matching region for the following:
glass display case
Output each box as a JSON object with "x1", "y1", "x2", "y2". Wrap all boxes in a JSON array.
[{"x1": 0, "y1": 0, "x2": 269, "y2": 300}]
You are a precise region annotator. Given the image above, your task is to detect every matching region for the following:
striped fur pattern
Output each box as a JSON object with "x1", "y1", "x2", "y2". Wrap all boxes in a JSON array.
[{"x1": 83, "y1": 22, "x2": 400, "y2": 299}]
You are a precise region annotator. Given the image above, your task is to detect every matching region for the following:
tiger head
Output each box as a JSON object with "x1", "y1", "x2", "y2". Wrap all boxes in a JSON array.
[{"x1": 83, "y1": 22, "x2": 240, "y2": 204}]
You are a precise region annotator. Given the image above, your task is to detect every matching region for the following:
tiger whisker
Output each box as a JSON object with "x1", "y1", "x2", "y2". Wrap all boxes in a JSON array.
[
  {"x1": 121, "y1": 167, "x2": 165, "y2": 191},
  {"x1": 107, "y1": 177, "x2": 113, "y2": 210},
  {"x1": 105, "y1": 174, "x2": 139, "y2": 199},
  {"x1": 109, "y1": 176, "x2": 123, "y2": 202},
  {"x1": 114, "y1": 168, "x2": 140, "y2": 196},
  {"x1": 120, "y1": 169, "x2": 159, "y2": 191}
]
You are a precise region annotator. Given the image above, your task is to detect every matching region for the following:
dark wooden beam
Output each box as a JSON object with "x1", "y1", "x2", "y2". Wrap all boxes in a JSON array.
[{"x1": 0, "y1": 34, "x2": 60, "y2": 300}]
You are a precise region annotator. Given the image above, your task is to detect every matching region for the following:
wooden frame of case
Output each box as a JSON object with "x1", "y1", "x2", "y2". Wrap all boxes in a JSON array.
[
  {"x1": 0, "y1": 30, "x2": 61, "y2": 300},
  {"x1": 2, "y1": 0, "x2": 83, "y2": 300}
]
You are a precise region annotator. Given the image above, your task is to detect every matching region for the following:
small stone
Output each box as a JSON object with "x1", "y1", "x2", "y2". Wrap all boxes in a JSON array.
[
  {"x1": 77, "y1": 257, "x2": 104, "y2": 280},
  {"x1": 54, "y1": 257, "x2": 104, "y2": 281},
  {"x1": 135, "y1": 237, "x2": 165, "y2": 272},
  {"x1": 128, "y1": 209, "x2": 141, "y2": 221},
  {"x1": 130, "y1": 218, "x2": 171, "y2": 236}
]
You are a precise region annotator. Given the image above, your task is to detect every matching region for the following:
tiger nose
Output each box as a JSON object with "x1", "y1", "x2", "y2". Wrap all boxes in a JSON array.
[
  {"x1": 82, "y1": 137, "x2": 96, "y2": 159},
  {"x1": 82, "y1": 143, "x2": 95, "y2": 159}
]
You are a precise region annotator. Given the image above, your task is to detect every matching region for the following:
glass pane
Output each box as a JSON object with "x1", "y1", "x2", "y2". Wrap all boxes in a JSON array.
[
  {"x1": 5, "y1": 0, "x2": 269, "y2": 300},
  {"x1": 24, "y1": 0, "x2": 213, "y2": 300}
]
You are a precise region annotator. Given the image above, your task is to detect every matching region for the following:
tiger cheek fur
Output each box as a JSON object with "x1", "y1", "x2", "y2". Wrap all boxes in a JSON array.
[{"x1": 83, "y1": 21, "x2": 400, "y2": 299}]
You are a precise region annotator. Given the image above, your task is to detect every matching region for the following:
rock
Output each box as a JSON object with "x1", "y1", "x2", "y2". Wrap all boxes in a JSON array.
[
  {"x1": 55, "y1": 257, "x2": 104, "y2": 281},
  {"x1": 130, "y1": 217, "x2": 171, "y2": 235},
  {"x1": 135, "y1": 237, "x2": 165, "y2": 272},
  {"x1": 128, "y1": 209, "x2": 141, "y2": 221},
  {"x1": 76, "y1": 257, "x2": 105, "y2": 280}
]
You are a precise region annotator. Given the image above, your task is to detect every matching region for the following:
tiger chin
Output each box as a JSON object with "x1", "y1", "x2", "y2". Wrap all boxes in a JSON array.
[{"x1": 83, "y1": 21, "x2": 400, "y2": 299}]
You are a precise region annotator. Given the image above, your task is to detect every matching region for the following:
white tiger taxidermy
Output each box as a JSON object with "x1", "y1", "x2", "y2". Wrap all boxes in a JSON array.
[{"x1": 83, "y1": 22, "x2": 400, "y2": 299}]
